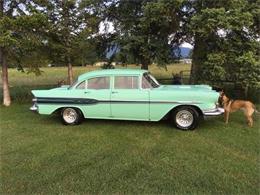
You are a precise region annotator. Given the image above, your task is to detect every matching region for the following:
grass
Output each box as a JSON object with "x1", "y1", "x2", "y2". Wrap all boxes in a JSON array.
[
  {"x1": 1, "y1": 104, "x2": 259, "y2": 194},
  {"x1": 0, "y1": 64, "x2": 259, "y2": 194}
]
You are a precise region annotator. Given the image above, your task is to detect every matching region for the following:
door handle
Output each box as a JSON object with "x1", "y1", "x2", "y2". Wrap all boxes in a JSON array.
[
  {"x1": 84, "y1": 91, "x2": 90, "y2": 94},
  {"x1": 111, "y1": 91, "x2": 118, "y2": 94}
]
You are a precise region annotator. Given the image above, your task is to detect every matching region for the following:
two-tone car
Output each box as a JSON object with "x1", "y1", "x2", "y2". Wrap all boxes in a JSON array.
[{"x1": 30, "y1": 69, "x2": 224, "y2": 130}]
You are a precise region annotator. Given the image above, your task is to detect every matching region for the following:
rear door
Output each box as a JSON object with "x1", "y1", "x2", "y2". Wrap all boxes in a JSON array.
[{"x1": 110, "y1": 75, "x2": 149, "y2": 120}]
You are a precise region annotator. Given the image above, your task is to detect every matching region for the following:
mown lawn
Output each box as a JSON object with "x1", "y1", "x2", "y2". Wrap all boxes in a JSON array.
[
  {"x1": 1, "y1": 104, "x2": 259, "y2": 194},
  {"x1": 0, "y1": 64, "x2": 259, "y2": 194}
]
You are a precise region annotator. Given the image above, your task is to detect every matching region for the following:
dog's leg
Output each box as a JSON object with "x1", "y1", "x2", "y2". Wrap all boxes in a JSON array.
[
  {"x1": 245, "y1": 107, "x2": 254, "y2": 127},
  {"x1": 247, "y1": 115, "x2": 253, "y2": 127},
  {"x1": 225, "y1": 111, "x2": 230, "y2": 124}
]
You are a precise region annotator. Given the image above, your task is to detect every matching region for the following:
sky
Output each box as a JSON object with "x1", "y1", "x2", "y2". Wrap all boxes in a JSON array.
[{"x1": 180, "y1": 42, "x2": 193, "y2": 48}]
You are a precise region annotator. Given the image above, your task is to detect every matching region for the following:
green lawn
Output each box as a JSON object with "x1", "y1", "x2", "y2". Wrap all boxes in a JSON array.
[
  {"x1": 0, "y1": 64, "x2": 259, "y2": 194},
  {"x1": 1, "y1": 104, "x2": 259, "y2": 194}
]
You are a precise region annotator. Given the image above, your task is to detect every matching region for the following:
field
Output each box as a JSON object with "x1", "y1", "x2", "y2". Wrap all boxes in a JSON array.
[
  {"x1": 4, "y1": 64, "x2": 191, "y2": 86},
  {"x1": 0, "y1": 64, "x2": 259, "y2": 194}
]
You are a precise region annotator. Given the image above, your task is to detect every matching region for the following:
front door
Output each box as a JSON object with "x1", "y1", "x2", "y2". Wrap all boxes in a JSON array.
[
  {"x1": 110, "y1": 75, "x2": 149, "y2": 120},
  {"x1": 84, "y1": 76, "x2": 111, "y2": 118}
]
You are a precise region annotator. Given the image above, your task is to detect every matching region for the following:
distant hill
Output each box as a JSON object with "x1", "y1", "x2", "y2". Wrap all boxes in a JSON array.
[
  {"x1": 106, "y1": 46, "x2": 192, "y2": 59},
  {"x1": 179, "y1": 47, "x2": 192, "y2": 58},
  {"x1": 172, "y1": 47, "x2": 192, "y2": 59}
]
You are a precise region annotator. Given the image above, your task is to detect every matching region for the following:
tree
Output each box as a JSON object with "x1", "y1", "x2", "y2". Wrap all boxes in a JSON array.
[
  {"x1": 0, "y1": 0, "x2": 48, "y2": 106},
  {"x1": 188, "y1": 0, "x2": 260, "y2": 87},
  {"x1": 104, "y1": 0, "x2": 185, "y2": 69},
  {"x1": 0, "y1": 0, "x2": 11, "y2": 106},
  {"x1": 35, "y1": 0, "x2": 101, "y2": 84}
]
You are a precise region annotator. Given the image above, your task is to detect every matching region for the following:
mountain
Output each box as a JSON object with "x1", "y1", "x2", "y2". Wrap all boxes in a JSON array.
[
  {"x1": 106, "y1": 46, "x2": 192, "y2": 59},
  {"x1": 179, "y1": 47, "x2": 192, "y2": 58},
  {"x1": 172, "y1": 47, "x2": 192, "y2": 59}
]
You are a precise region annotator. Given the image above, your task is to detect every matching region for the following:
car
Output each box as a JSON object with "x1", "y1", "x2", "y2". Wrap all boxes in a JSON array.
[{"x1": 30, "y1": 69, "x2": 224, "y2": 130}]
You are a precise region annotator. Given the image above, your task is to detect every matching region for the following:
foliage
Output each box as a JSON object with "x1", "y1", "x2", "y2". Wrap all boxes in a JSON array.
[
  {"x1": 1, "y1": 0, "x2": 260, "y2": 106},
  {"x1": 40, "y1": 0, "x2": 102, "y2": 66},
  {"x1": 0, "y1": 1, "x2": 49, "y2": 74},
  {"x1": 189, "y1": 0, "x2": 260, "y2": 89},
  {"x1": 105, "y1": 0, "x2": 185, "y2": 69},
  {"x1": 201, "y1": 52, "x2": 226, "y2": 81},
  {"x1": 235, "y1": 51, "x2": 260, "y2": 88}
]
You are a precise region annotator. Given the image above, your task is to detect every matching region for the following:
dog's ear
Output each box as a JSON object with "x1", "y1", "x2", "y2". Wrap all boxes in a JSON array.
[{"x1": 219, "y1": 90, "x2": 224, "y2": 97}]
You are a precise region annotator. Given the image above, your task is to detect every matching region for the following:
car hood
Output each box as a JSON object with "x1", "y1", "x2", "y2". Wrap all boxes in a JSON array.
[{"x1": 152, "y1": 84, "x2": 219, "y2": 104}]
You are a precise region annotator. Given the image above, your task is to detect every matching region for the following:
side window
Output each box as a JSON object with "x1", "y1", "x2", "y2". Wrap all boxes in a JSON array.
[
  {"x1": 114, "y1": 76, "x2": 139, "y2": 89},
  {"x1": 76, "y1": 81, "x2": 86, "y2": 89},
  {"x1": 87, "y1": 77, "x2": 110, "y2": 89}
]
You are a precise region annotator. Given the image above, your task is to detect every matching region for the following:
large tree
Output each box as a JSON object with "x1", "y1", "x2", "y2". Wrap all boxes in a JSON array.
[
  {"x1": 35, "y1": 0, "x2": 101, "y2": 84},
  {"x1": 104, "y1": 0, "x2": 185, "y2": 69},
  {"x1": 188, "y1": 0, "x2": 260, "y2": 88},
  {"x1": 0, "y1": 0, "x2": 48, "y2": 106},
  {"x1": 0, "y1": 0, "x2": 10, "y2": 106}
]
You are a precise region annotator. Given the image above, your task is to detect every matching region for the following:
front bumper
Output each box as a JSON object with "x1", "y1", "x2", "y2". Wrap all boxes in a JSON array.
[{"x1": 203, "y1": 107, "x2": 224, "y2": 116}]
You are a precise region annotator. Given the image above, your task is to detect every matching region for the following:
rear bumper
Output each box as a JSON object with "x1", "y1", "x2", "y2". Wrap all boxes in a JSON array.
[
  {"x1": 30, "y1": 104, "x2": 38, "y2": 113},
  {"x1": 203, "y1": 107, "x2": 224, "y2": 116},
  {"x1": 30, "y1": 98, "x2": 38, "y2": 112}
]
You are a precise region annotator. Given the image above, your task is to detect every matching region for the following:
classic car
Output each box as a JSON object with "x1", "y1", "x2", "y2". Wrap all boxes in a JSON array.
[{"x1": 30, "y1": 69, "x2": 224, "y2": 130}]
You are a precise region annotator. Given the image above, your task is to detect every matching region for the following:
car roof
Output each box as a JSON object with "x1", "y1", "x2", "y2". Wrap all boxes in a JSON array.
[{"x1": 78, "y1": 69, "x2": 148, "y2": 81}]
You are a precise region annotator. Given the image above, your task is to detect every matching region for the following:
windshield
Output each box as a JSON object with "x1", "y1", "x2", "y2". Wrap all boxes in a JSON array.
[
  {"x1": 68, "y1": 79, "x2": 79, "y2": 89},
  {"x1": 142, "y1": 73, "x2": 160, "y2": 88}
]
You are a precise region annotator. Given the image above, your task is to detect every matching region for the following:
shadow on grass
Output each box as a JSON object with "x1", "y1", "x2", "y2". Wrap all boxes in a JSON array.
[{"x1": 45, "y1": 114, "x2": 172, "y2": 128}]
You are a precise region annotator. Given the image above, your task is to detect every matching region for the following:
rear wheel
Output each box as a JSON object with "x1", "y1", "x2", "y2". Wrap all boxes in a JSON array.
[
  {"x1": 61, "y1": 107, "x2": 83, "y2": 125},
  {"x1": 172, "y1": 106, "x2": 199, "y2": 130}
]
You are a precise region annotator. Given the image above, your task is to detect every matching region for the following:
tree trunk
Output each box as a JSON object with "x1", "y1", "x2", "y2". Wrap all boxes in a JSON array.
[
  {"x1": 141, "y1": 58, "x2": 149, "y2": 70},
  {"x1": 141, "y1": 63, "x2": 148, "y2": 70},
  {"x1": 189, "y1": 34, "x2": 207, "y2": 84},
  {"x1": 67, "y1": 57, "x2": 73, "y2": 85},
  {"x1": 1, "y1": 48, "x2": 11, "y2": 106},
  {"x1": 1, "y1": 0, "x2": 11, "y2": 106}
]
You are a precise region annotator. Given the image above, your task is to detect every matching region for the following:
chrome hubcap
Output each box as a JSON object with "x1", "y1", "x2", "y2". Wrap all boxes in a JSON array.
[
  {"x1": 63, "y1": 108, "x2": 77, "y2": 123},
  {"x1": 176, "y1": 110, "x2": 194, "y2": 127}
]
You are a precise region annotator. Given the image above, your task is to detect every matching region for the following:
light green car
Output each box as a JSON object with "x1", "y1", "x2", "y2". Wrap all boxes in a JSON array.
[{"x1": 30, "y1": 69, "x2": 224, "y2": 130}]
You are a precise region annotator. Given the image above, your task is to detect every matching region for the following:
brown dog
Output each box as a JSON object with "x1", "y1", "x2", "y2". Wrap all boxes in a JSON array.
[{"x1": 219, "y1": 91, "x2": 258, "y2": 127}]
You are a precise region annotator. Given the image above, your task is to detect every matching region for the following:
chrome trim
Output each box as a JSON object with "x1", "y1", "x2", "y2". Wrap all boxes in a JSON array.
[
  {"x1": 32, "y1": 97, "x2": 201, "y2": 105},
  {"x1": 203, "y1": 107, "x2": 224, "y2": 116},
  {"x1": 62, "y1": 108, "x2": 77, "y2": 123},
  {"x1": 176, "y1": 110, "x2": 194, "y2": 127}
]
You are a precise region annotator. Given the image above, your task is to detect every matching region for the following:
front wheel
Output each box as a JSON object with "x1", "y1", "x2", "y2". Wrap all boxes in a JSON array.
[
  {"x1": 61, "y1": 107, "x2": 83, "y2": 125},
  {"x1": 172, "y1": 106, "x2": 199, "y2": 130}
]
